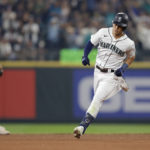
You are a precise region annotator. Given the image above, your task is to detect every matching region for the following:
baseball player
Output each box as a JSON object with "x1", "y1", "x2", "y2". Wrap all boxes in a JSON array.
[
  {"x1": 73, "y1": 12, "x2": 136, "y2": 139},
  {"x1": 0, "y1": 64, "x2": 10, "y2": 135}
]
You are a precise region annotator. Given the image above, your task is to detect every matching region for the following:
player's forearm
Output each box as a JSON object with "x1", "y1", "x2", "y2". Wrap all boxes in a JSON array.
[
  {"x1": 125, "y1": 56, "x2": 135, "y2": 67},
  {"x1": 83, "y1": 40, "x2": 94, "y2": 57}
]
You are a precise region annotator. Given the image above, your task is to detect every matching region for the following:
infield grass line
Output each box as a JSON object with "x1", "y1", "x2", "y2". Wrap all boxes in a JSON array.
[{"x1": 1, "y1": 123, "x2": 150, "y2": 134}]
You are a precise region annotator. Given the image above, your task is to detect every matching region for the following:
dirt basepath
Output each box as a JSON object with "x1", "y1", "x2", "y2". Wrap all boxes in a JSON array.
[{"x1": 0, "y1": 134, "x2": 150, "y2": 150}]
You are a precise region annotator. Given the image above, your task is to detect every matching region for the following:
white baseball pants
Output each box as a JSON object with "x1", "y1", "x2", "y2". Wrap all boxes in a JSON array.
[{"x1": 87, "y1": 67, "x2": 121, "y2": 118}]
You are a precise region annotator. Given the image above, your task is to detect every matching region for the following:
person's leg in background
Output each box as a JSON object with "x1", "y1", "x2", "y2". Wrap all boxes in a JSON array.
[{"x1": 0, "y1": 125, "x2": 10, "y2": 135}]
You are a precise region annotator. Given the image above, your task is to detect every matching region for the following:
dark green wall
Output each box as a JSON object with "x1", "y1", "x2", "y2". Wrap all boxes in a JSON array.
[{"x1": 36, "y1": 68, "x2": 73, "y2": 121}]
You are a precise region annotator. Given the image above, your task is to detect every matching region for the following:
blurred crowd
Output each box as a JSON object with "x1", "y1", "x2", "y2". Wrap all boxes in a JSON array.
[{"x1": 0, "y1": 0, "x2": 150, "y2": 61}]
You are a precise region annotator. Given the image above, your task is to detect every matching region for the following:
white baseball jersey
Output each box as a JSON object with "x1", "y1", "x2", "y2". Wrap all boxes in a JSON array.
[{"x1": 91, "y1": 27, "x2": 136, "y2": 70}]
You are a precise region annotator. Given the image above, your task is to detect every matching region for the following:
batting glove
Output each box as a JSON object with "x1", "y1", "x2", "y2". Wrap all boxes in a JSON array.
[
  {"x1": 82, "y1": 56, "x2": 90, "y2": 66},
  {"x1": 115, "y1": 63, "x2": 128, "y2": 77},
  {"x1": 115, "y1": 68, "x2": 123, "y2": 76}
]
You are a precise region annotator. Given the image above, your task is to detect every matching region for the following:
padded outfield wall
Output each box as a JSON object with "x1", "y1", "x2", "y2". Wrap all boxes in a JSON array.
[{"x1": 0, "y1": 61, "x2": 150, "y2": 122}]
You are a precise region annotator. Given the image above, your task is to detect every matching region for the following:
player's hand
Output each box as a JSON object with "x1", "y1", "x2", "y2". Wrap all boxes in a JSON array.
[
  {"x1": 114, "y1": 68, "x2": 123, "y2": 77},
  {"x1": 115, "y1": 63, "x2": 128, "y2": 77},
  {"x1": 82, "y1": 56, "x2": 90, "y2": 66}
]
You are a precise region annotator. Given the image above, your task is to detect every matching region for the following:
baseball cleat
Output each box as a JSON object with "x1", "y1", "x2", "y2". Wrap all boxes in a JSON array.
[
  {"x1": 73, "y1": 126, "x2": 84, "y2": 139},
  {"x1": 0, "y1": 126, "x2": 10, "y2": 135}
]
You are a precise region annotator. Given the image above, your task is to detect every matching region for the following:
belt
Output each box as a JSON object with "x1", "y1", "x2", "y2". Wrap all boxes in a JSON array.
[{"x1": 96, "y1": 65, "x2": 114, "y2": 73}]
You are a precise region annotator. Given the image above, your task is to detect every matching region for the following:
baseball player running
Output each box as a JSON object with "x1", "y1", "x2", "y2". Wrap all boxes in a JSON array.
[
  {"x1": 0, "y1": 64, "x2": 10, "y2": 135},
  {"x1": 73, "y1": 12, "x2": 136, "y2": 139}
]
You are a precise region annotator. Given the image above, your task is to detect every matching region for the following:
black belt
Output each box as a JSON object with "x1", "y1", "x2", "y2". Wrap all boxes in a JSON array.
[{"x1": 96, "y1": 65, "x2": 114, "y2": 73}]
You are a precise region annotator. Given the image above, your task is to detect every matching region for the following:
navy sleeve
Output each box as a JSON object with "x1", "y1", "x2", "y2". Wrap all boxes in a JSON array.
[{"x1": 83, "y1": 40, "x2": 94, "y2": 57}]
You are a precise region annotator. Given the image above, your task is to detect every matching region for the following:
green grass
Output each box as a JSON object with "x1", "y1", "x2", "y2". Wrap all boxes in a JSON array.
[{"x1": 1, "y1": 123, "x2": 150, "y2": 134}]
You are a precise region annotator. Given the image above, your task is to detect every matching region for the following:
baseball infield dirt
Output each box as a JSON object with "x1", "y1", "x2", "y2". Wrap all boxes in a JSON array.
[{"x1": 0, "y1": 134, "x2": 150, "y2": 150}]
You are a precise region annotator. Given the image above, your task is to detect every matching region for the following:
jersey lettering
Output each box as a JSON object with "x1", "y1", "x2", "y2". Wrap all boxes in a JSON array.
[{"x1": 99, "y1": 41, "x2": 125, "y2": 57}]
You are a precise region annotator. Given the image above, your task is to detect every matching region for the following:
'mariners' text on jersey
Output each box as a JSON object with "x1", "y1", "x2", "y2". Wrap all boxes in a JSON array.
[{"x1": 99, "y1": 41, "x2": 125, "y2": 57}]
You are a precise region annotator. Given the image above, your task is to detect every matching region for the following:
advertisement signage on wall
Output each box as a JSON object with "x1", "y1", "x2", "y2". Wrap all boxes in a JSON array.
[{"x1": 73, "y1": 69, "x2": 150, "y2": 121}]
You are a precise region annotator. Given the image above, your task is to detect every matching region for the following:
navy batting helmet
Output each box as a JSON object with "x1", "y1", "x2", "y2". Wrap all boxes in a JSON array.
[{"x1": 112, "y1": 12, "x2": 128, "y2": 28}]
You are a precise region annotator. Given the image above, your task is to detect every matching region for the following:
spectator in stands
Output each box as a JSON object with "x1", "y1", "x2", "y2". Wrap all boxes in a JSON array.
[
  {"x1": 0, "y1": 0, "x2": 149, "y2": 61},
  {"x1": 0, "y1": 37, "x2": 12, "y2": 60}
]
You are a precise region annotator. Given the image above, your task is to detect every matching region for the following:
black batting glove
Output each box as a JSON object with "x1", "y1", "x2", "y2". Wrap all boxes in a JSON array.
[
  {"x1": 114, "y1": 68, "x2": 124, "y2": 76},
  {"x1": 82, "y1": 56, "x2": 90, "y2": 66},
  {"x1": 115, "y1": 63, "x2": 128, "y2": 77}
]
